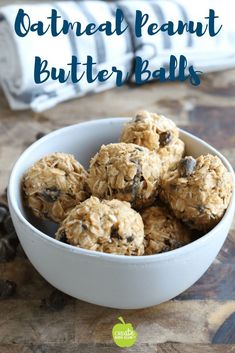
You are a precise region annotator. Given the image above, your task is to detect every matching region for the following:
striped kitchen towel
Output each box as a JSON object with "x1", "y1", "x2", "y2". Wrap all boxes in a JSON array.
[{"x1": 0, "y1": 0, "x2": 235, "y2": 112}]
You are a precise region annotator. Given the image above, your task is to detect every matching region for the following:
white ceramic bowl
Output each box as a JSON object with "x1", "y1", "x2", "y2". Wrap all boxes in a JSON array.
[{"x1": 8, "y1": 118, "x2": 235, "y2": 309}]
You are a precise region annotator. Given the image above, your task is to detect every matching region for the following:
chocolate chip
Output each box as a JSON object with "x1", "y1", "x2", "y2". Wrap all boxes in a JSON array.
[
  {"x1": 162, "y1": 239, "x2": 171, "y2": 252},
  {"x1": 40, "y1": 289, "x2": 67, "y2": 311},
  {"x1": 162, "y1": 239, "x2": 184, "y2": 252},
  {"x1": 7, "y1": 231, "x2": 18, "y2": 242},
  {"x1": 120, "y1": 185, "x2": 132, "y2": 194},
  {"x1": 172, "y1": 239, "x2": 184, "y2": 248},
  {"x1": 197, "y1": 205, "x2": 205, "y2": 214},
  {"x1": 41, "y1": 187, "x2": 60, "y2": 203},
  {"x1": 81, "y1": 223, "x2": 88, "y2": 231},
  {"x1": 111, "y1": 226, "x2": 121, "y2": 240},
  {"x1": 0, "y1": 280, "x2": 16, "y2": 299},
  {"x1": 134, "y1": 146, "x2": 144, "y2": 152},
  {"x1": 126, "y1": 236, "x2": 133, "y2": 243},
  {"x1": 0, "y1": 233, "x2": 19, "y2": 262},
  {"x1": 58, "y1": 231, "x2": 68, "y2": 244},
  {"x1": 43, "y1": 212, "x2": 49, "y2": 219},
  {"x1": 36, "y1": 132, "x2": 46, "y2": 140},
  {"x1": 3, "y1": 187, "x2": 8, "y2": 199},
  {"x1": 3, "y1": 215, "x2": 15, "y2": 234},
  {"x1": 0, "y1": 202, "x2": 8, "y2": 211},
  {"x1": 169, "y1": 184, "x2": 177, "y2": 190},
  {"x1": 130, "y1": 159, "x2": 137, "y2": 164},
  {"x1": 135, "y1": 113, "x2": 144, "y2": 122},
  {"x1": 159, "y1": 131, "x2": 173, "y2": 147},
  {"x1": 0, "y1": 204, "x2": 18, "y2": 262},
  {"x1": 164, "y1": 239, "x2": 171, "y2": 246},
  {"x1": 0, "y1": 206, "x2": 8, "y2": 224},
  {"x1": 131, "y1": 162, "x2": 143, "y2": 202},
  {"x1": 16, "y1": 243, "x2": 27, "y2": 259},
  {"x1": 178, "y1": 156, "x2": 196, "y2": 177}
]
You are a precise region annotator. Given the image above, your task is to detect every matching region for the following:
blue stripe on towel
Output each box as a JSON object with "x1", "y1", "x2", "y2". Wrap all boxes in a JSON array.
[
  {"x1": 150, "y1": 2, "x2": 171, "y2": 50},
  {"x1": 109, "y1": 2, "x2": 132, "y2": 56},
  {"x1": 77, "y1": 1, "x2": 106, "y2": 64},
  {"x1": 54, "y1": 2, "x2": 81, "y2": 93},
  {"x1": 169, "y1": 0, "x2": 193, "y2": 47}
]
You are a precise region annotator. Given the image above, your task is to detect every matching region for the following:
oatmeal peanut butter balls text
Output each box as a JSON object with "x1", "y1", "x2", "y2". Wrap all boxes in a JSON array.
[
  {"x1": 56, "y1": 197, "x2": 145, "y2": 256},
  {"x1": 120, "y1": 111, "x2": 185, "y2": 174},
  {"x1": 23, "y1": 153, "x2": 89, "y2": 223}
]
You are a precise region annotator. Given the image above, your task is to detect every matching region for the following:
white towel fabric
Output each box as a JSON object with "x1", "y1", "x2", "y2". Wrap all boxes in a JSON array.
[{"x1": 0, "y1": 0, "x2": 235, "y2": 112}]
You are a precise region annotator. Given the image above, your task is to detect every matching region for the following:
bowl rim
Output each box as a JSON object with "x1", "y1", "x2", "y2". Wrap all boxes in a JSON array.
[{"x1": 8, "y1": 117, "x2": 235, "y2": 264}]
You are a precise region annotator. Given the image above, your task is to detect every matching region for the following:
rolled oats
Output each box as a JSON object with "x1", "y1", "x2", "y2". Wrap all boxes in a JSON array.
[
  {"x1": 142, "y1": 206, "x2": 192, "y2": 255},
  {"x1": 56, "y1": 196, "x2": 145, "y2": 256},
  {"x1": 120, "y1": 111, "x2": 185, "y2": 174},
  {"x1": 161, "y1": 154, "x2": 233, "y2": 231},
  {"x1": 23, "y1": 153, "x2": 89, "y2": 223},
  {"x1": 88, "y1": 143, "x2": 161, "y2": 209}
]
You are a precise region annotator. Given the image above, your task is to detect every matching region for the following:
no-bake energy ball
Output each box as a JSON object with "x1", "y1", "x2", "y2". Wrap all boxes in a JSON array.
[
  {"x1": 120, "y1": 111, "x2": 185, "y2": 173},
  {"x1": 161, "y1": 155, "x2": 233, "y2": 231},
  {"x1": 142, "y1": 206, "x2": 192, "y2": 255},
  {"x1": 23, "y1": 153, "x2": 89, "y2": 223},
  {"x1": 56, "y1": 197, "x2": 145, "y2": 256},
  {"x1": 88, "y1": 143, "x2": 161, "y2": 209}
]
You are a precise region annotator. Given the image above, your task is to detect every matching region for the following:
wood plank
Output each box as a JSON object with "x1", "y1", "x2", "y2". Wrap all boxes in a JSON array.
[
  {"x1": 0, "y1": 258, "x2": 53, "y2": 300},
  {"x1": 0, "y1": 299, "x2": 76, "y2": 344},
  {"x1": 176, "y1": 231, "x2": 235, "y2": 300},
  {"x1": 212, "y1": 312, "x2": 235, "y2": 344},
  {"x1": 0, "y1": 343, "x2": 156, "y2": 353},
  {"x1": 74, "y1": 300, "x2": 235, "y2": 345},
  {"x1": 200, "y1": 70, "x2": 235, "y2": 97},
  {"x1": 176, "y1": 263, "x2": 235, "y2": 301},
  {"x1": 0, "y1": 343, "x2": 234, "y2": 353},
  {"x1": 217, "y1": 231, "x2": 235, "y2": 264},
  {"x1": 0, "y1": 298, "x2": 234, "y2": 345},
  {"x1": 158, "y1": 343, "x2": 235, "y2": 353},
  {"x1": 186, "y1": 105, "x2": 235, "y2": 152}
]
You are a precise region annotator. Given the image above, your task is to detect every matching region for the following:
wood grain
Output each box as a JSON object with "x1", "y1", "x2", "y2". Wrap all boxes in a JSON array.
[
  {"x1": 212, "y1": 312, "x2": 235, "y2": 344},
  {"x1": 158, "y1": 344, "x2": 235, "y2": 353},
  {"x1": 0, "y1": 293, "x2": 235, "y2": 346},
  {"x1": 0, "y1": 344, "x2": 235, "y2": 353},
  {"x1": 176, "y1": 231, "x2": 235, "y2": 300},
  {"x1": 0, "y1": 299, "x2": 76, "y2": 344}
]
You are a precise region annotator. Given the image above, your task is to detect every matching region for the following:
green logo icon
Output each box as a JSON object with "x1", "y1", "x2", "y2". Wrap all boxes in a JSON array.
[{"x1": 112, "y1": 316, "x2": 138, "y2": 348}]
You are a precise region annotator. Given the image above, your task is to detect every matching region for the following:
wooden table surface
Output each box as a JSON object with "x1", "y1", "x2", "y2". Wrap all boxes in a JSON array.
[{"x1": 0, "y1": 46, "x2": 235, "y2": 353}]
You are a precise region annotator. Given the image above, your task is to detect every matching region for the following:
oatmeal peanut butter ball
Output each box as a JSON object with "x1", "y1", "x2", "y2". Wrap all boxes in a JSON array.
[
  {"x1": 56, "y1": 197, "x2": 145, "y2": 256},
  {"x1": 23, "y1": 153, "x2": 89, "y2": 223},
  {"x1": 88, "y1": 143, "x2": 161, "y2": 209},
  {"x1": 120, "y1": 110, "x2": 185, "y2": 173},
  {"x1": 161, "y1": 155, "x2": 233, "y2": 231},
  {"x1": 142, "y1": 206, "x2": 192, "y2": 255}
]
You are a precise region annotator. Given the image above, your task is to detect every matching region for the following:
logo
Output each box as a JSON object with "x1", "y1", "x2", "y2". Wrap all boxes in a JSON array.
[{"x1": 112, "y1": 316, "x2": 138, "y2": 348}]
